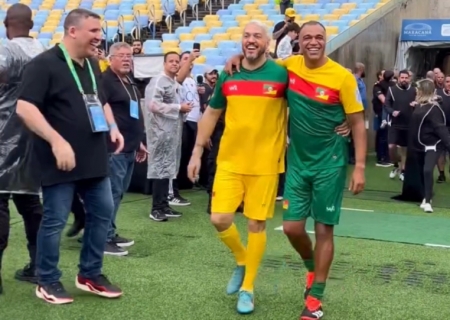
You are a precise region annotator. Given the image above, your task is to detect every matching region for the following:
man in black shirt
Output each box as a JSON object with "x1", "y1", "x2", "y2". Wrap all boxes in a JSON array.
[
  {"x1": 101, "y1": 42, "x2": 147, "y2": 256},
  {"x1": 435, "y1": 75, "x2": 450, "y2": 182},
  {"x1": 372, "y1": 69, "x2": 391, "y2": 167},
  {"x1": 385, "y1": 69, "x2": 417, "y2": 181},
  {"x1": 16, "y1": 8, "x2": 124, "y2": 305},
  {"x1": 272, "y1": 8, "x2": 297, "y2": 55},
  {"x1": 199, "y1": 66, "x2": 217, "y2": 112}
]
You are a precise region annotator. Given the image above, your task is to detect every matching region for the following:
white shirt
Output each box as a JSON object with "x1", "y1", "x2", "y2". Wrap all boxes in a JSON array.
[
  {"x1": 181, "y1": 77, "x2": 201, "y2": 122},
  {"x1": 276, "y1": 35, "x2": 293, "y2": 59}
]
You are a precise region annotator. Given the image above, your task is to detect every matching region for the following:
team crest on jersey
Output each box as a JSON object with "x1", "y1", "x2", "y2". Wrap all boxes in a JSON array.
[
  {"x1": 263, "y1": 84, "x2": 277, "y2": 95},
  {"x1": 315, "y1": 87, "x2": 329, "y2": 100},
  {"x1": 282, "y1": 200, "x2": 289, "y2": 209}
]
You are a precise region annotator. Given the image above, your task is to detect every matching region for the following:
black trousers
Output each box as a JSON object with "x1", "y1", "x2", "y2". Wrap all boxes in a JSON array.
[
  {"x1": 152, "y1": 178, "x2": 170, "y2": 211},
  {"x1": 177, "y1": 121, "x2": 198, "y2": 190},
  {"x1": 417, "y1": 151, "x2": 438, "y2": 203},
  {"x1": 0, "y1": 194, "x2": 42, "y2": 268}
]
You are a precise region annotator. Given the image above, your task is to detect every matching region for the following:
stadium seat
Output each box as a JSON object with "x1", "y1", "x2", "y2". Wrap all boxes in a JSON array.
[
  {"x1": 200, "y1": 40, "x2": 216, "y2": 49},
  {"x1": 163, "y1": 47, "x2": 181, "y2": 54},
  {"x1": 209, "y1": 27, "x2": 227, "y2": 35},
  {"x1": 192, "y1": 27, "x2": 209, "y2": 34},
  {"x1": 325, "y1": 26, "x2": 339, "y2": 35},
  {"x1": 227, "y1": 27, "x2": 243, "y2": 35},
  {"x1": 217, "y1": 40, "x2": 236, "y2": 50},
  {"x1": 206, "y1": 20, "x2": 223, "y2": 28},
  {"x1": 195, "y1": 34, "x2": 212, "y2": 42},
  {"x1": 161, "y1": 40, "x2": 179, "y2": 48},
  {"x1": 179, "y1": 33, "x2": 195, "y2": 41},
  {"x1": 349, "y1": 20, "x2": 359, "y2": 26},
  {"x1": 202, "y1": 48, "x2": 220, "y2": 56},
  {"x1": 213, "y1": 33, "x2": 230, "y2": 42}
]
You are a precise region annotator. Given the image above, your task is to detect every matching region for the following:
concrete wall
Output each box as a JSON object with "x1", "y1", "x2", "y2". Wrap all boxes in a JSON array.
[{"x1": 328, "y1": 0, "x2": 450, "y2": 148}]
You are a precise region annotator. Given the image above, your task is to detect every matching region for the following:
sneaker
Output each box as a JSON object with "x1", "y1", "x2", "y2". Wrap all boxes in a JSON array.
[
  {"x1": 66, "y1": 220, "x2": 84, "y2": 238},
  {"x1": 303, "y1": 272, "x2": 315, "y2": 300},
  {"x1": 437, "y1": 175, "x2": 446, "y2": 183},
  {"x1": 104, "y1": 241, "x2": 128, "y2": 256},
  {"x1": 36, "y1": 282, "x2": 74, "y2": 305},
  {"x1": 226, "y1": 265, "x2": 245, "y2": 295},
  {"x1": 112, "y1": 235, "x2": 134, "y2": 248},
  {"x1": 164, "y1": 207, "x2": 182, "y2": 218},
  {"x1": 301, "y1": 296, "x2": 324, "y2": 320},
  {"x1": 399, "y1": 172, "x2": 405, "y2": 181},
  {"x1": 15, "y1": 263, "x2": 37, "y2": 284},
  {"x1": 149, "y1": 209, "x2": 168, "y2": 222},
  {"x1": 376, "y1": 161, "x2": 393, "y2": 167},
  {"x1": 389, "y1": 167, "x2": 399, "y2": 179},
  {"x1": 423, "y1": 202, "x2": 433, "y2": 213},
  {"x1": 236, "y1": 290, "x2": 254, "y2": 314},
  {"x1": 75, "y1": 274, "x2": 122, "y2": 298},
  {"x1": 168, "y1": 195, "x2": 191, "y2": 206},
  {"x1": 420, "y1": 199, "x2": 427, "y2": 209}
]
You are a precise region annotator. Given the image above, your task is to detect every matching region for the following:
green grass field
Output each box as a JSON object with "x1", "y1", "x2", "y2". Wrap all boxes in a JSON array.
[{"x1": 2, "y1": 162, "x2": 450, "y2": 320}]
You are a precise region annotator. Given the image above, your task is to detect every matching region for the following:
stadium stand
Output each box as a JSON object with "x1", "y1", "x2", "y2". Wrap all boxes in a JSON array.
[{"x1": 0, "y1": 0, "x2": 391, "y2": 73}]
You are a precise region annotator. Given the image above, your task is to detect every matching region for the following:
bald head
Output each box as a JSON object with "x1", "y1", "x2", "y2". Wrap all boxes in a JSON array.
[
  {"x1": 426, "y1": 70, "x2": 435, "y2": 80},
  {"x1": 4, "y1": 4, "x2": 33, "y2": 38}
]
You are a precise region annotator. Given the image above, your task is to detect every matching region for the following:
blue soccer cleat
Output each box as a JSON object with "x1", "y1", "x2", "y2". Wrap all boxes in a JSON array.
[
  {"x1": 237, "y1": 290, "x2": 254, "y2": 314},
  {"x1": 226, "y1": 265, "x2": 245, "y2": 295}
]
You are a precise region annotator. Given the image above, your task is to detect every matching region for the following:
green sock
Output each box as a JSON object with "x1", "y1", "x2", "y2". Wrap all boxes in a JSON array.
[
  {"x1": 303, "y1": 259, "x2": 315, "y2": 272},
  {"x1": 310, "y1": 282, "x2": 326, "y2": 300}
]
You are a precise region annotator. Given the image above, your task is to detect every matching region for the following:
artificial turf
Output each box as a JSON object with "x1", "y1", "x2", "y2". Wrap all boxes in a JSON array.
[{"x1": 2, "y1": 163, "x2": 450, "y2": 320}]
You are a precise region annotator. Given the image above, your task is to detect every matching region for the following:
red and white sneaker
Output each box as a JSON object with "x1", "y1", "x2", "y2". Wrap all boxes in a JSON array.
[
  {"x1": 35, "y1": 282, "x2": 74, "y2": 305},
  {"x1": 75, "y1": 274, "x2": 122, "y2": 298}
]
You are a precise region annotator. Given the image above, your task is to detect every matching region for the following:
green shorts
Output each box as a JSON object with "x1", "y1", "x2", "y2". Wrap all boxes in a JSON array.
[{"x1": 283, "y1": 166, "x2": 347, "y2": 225}]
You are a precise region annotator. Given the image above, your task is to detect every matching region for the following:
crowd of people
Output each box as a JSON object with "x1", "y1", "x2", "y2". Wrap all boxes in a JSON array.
[{"x1": 1, "y1": 3, "x2": 450, "y2": 320}]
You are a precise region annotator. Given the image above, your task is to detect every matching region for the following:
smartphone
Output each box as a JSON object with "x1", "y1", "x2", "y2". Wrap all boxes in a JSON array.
[{"x1": 193, "y1": 42, "x2": 200, "y2": 50}]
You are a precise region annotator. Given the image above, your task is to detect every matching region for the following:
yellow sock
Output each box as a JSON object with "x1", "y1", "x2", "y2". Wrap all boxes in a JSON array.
[
  {"x1": 218, "y1": 223, "x2": 246, "y2": 265},
  {"x1": 240, "y1": 231, "x2": 267, "y2": 292}
]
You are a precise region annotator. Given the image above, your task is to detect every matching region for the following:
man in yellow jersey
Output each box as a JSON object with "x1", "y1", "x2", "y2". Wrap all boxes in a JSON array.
[
  {"x1": 187, "y1": 21, "x2": 288, "y2": 314},
  {"x1": 226, "y1": 21, "x2": 367, "y2": 320}
]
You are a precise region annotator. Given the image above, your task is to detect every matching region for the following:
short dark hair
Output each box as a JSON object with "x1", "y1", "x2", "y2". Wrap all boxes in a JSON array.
[
  {"x1": 132, "y1": 39, "x2": 142, "y2": 44},
  {"x1": 286, "y1": 22, "x2": 300, "y2": 33},
  {"x1": 180, "y1": 51, "x2": 190, "y2": 59},
  {"x1": 299, "y1": 20, "x2": 325, "y2": 33},
  {"x1": 399, "y1": 69, "x2": 410, "y2": 77},
  {"x1": 164, "y1": 51, "x2": 179, "y2": 62},
  {"x1": 63, "y1": 8, "x2": 101, "y2": 32}
]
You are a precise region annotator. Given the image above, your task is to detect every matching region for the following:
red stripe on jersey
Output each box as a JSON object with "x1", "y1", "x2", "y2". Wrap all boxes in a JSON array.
[
  {"x1": 222, "y1": 80, "x2": 286, "y2": 98},
  {"x1": 288, "y1": 71, "x2": 340, "y2": 105}
]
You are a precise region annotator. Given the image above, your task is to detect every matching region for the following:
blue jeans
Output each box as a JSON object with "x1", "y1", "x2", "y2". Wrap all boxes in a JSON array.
[
  {"x1": 107, "y1": 152, "x2": 135, "y2": 241},
  {"x1": 36, "y1": 177, "x2": 113, "y2": 285}
]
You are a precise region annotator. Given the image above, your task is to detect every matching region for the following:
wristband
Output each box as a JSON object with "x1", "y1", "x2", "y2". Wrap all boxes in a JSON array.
[{"x1": 109, "y1": 123, "x2": 118, "y2": 130}]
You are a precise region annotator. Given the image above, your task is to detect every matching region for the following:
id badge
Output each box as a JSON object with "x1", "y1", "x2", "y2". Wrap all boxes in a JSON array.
[
  {"x1": 84, "y1": 94, "x2": 109, "y2": 132},
  {"x1": 130, "y1": 100, "x2": 139, "y2": 119}
]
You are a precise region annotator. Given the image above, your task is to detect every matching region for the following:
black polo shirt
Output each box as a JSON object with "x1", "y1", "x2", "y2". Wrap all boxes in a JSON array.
[
  {"x1": 18, "y1": 45, "x2": 108, "y2": 187},
  {"x1": 101, "y1": 68, "x2": 144, "y2": 153}
]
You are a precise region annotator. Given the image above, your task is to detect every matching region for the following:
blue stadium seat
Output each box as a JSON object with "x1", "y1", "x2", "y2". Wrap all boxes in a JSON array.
[
  {"x1": 216, "y1": 9, "x2": 230, "y2": 16},
  {"x1": 106, "y1": 27, "x2": 118, "y2": 40},
  {"x1": 324, "y1": 3, "x2": 340, "y2": 11},
  {"x1": 333, "y1": 0, "x2": 348, "y2": 3},
  {"x1": 221, "y1": 47, "x2": 240, "y2": 58},
  {"x1": 222, "y1": 21, "x2": 238, "y2": 28},
  {"x1": 269, "y1": 15, "x2": 285, "y2": 23},
  {"x1": 175, "y1": 27, "x2": 192, "y2": 35},
  {"x1": 55, "y1": 26, "x2": 64, "y2": 32},
  {"x1": 162, "y1": 33, "x2": 178, "y2": 41},
  {"x1": 357, "y1": 3, "x2": 375, "y2": 10},
  {"x1": 341, "y1": 14, "x2": 358, "y2": 21},
  {"x1": 39, "y1": 32, "x2": 53, "y2": 39},
  {"x1": 192, "y1": 64, "x2": 205, "y2": 76},
  {"x1": 162, "y1": 1, "x2": 176, "y2": 15},
  {"x1": 263, "y1": 9, "x2": 279, "y2": 16},
  {"x1": 190, "y1": 21, "x2": 205, "y2": 27},
  {"x1": 232, "y1": 10, "x2": 246, "y2": 16},
  {"x1": 144, "y1": 39, "x2": 162, "y2": 47},
  {"x1": 258, "y1": 4, "x2": 272, "y2": 10},
  {"x1": 220, "y1": 15, "x2": 236, "y2": 22},
  {"x1": 217, "y1": 40, "x2": 236, "y2": 50},
  {"x1": 228, "y1": 4, "x2": 243, "y2": 10},
  {"x1": 180, "y1": 41, "x2": 195, "y2": 51},
  {"x1": 202, "y1": 48, "x2": 220, "y2": 56},
  {"x1": 92, "y1": 8, "x2": 105, "y2": 15},
  {"x1": 106, "y1": 3, "x2": 119, "y2": 10},
  {"x1": 209, "y1": 27, "x2": 227, "y2": 35},
  {"x1": 195, "y1": 34, "x2": 212, "y2": 41},
  {"x1": 137, "y1": 15, "x2": 149, "y2": 27},
  {"x1": 329, "y1": 20, "x2": 349, "y2": 29},
  {"x1": 215, "y1": 65, "x2": 224, "y2": 73},
  {"x1": 313, "y1": 9, "x2": 328, "y2": 16},
  {"x1": 350, "y1": 8, "x2": 368, "y2": 17},
  {"x1": 146, "y1": 47, "x2": 164, "y2": 54},
  {"x1": 104, "y1": 10, "x2": 120, "y2": 20},
  {"x1": 122, "y1": 21, "x2": 135, "y2": 34},
  {"x1": 80, "y1": 3, "x2": 92, "y2": 8},
  {"x1": 206, "y1": 55, "x2": 226, "y2": 66}
]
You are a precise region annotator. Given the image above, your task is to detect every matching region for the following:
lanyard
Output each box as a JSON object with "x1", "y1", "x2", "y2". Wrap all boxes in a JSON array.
[
  {"x1": 118, "y1": 76, "x2": 138, "y2": 101},
  {"x1": 59, "y1": 43, "x2": 97, "y2": 95}
]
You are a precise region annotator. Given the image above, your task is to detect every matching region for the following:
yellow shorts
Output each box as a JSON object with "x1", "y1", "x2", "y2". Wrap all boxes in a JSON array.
[{"x1": 211, "y1": 168, "x2": 279, "y2": 221}]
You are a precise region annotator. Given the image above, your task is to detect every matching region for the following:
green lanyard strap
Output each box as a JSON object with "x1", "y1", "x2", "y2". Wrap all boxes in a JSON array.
[{"x1": 59, "y1": 43, "x2": 97, "y2": 95}]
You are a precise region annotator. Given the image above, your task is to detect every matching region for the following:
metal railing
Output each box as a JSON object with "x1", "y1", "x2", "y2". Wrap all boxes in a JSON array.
[
  {"x1": 204, "y1": 0, "x2": 213, "y2": 15},
  {"x1": 148, "y1": 5, "x2": 157, "y2": 39},
  {"x1": 176, "y1": 0, "x2": 187, "y2": 26},
  {"x1": 118, "y1": 15, "x2": 125, "y2": 41},
  {"x1": 132, "y1": 13, "x2": 141, "y2": 40},
  {"x1": 326, "y1": 0, "x2": 401, "y2": 54},
  {"x1": 101, "y1": 20, "x2": 109, "y2": 51},
  {"x1": 163, "y1": 0, "x2": 174, "y2": 33},
  {"x1": 191, "y1": 0, "x2": 199, "y2": 21}
]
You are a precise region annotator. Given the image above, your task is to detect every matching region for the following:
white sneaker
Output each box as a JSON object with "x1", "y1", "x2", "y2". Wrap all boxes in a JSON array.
[
  {"x1": 389, "y1": 168, "x2": 399, "y2": 179},
  {"x1": 420, "y1": 199, "x2": 426, "y2": 209},
  {"x1": 423, "y1": 203, "x2": 433, "y2": 213},
  {"x1": 399, "y1": 172, "x2": 404, "y2": 181}
]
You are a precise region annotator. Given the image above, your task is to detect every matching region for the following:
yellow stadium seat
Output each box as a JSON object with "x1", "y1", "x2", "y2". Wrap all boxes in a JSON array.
[
  {"x1": 39, "y1": 4, "x2": 53, "y2": 9},
  {"x1": 341, "y1": 2, "x2": 356, "y2": 10},
  {"x1": 323, "y1": 14, "x2": 338, "y2": 21},
  {"x1": 227, "y1": 27, "x2": 243, "y2": 34},
  {"x1": 121, "y1": 14, "x2": 134, "y2": 21},
  {"x1": 247, "y1": 9, "x2": 262, "y2": 15},
  {"x1": 254, "y1": 0, "x2": 269, "y2": 4},
  {"x1": 52, "y1": 32, "x2": 64, "y2": 40},
  {"x1": 41, "y1": 26, "x2": 56, "y2": 32},
  {"x1": 91, "y1": 5, "x2": 106, "y2": 10},
  {"x1": 149, "y1": 2, "x2": 162, "y2": 9},
  {"x1": 206, "y1": 20, "x2": 222, "y2": 28},
  {"x1": 20, "y1": 0, "x2": 32, "y2": 5},
  {"x1": 175, "y1": 0, "x2": 188, "y2": 12},
  {"x1": 179, "y1": 33, "x2": 195, "y2": 41},
  {"x1": 200, "y1": 40, "x2": 216, "y2": 48},
  {"x1": 50, "y1": 39, "x2": 59, "y2": 46},
  {"x1": 163, "y1": 47, "x2": 181, "y2": 54},
  {"x1": 235, "y1": 15, "x2": 249, "y2": 23},
  {"x1": 303, "y1": 14, "x2": 320, "y2": 20},
  {"x1": 149, "y1": 10, "x2": 163, "y2": 22},
  {"x1": 349, "y1": 20, "x2": 359, "y2": 26},
  {"x1": 294, "y1": 14, "x2": 302, "y2": 21},
  {"x1": 230, "y1": 34, "x2": 242, "y2": 41},
  {"x1": 136, "y1": 9, "x2": 149, "y2": 15},
  {"x1": 297, "y1": 20, "x2": 307, "y2": 25},
  {"x1": 243, "y1": 4, "x2": 258, "y2": 11},
  {"x1": 325, "y1": 26, "x2": 339, "y2": 35},
  {"x1": 203, "y1": 14, "x2": 219, "y2": 22},
  {"x1": 161, "y1": 40, "x2": 179, "y2": 48},
  {"x1": 360, "y1": 13, "x2": 368, "y2": 19},
  {"x1": 30, "y1": 31, "x2": 38, "y2": 38},
  {"x1": 239, "y1": 20, "x2": 253, "y2": 27},
  {"x1": 106, "y1": 20, "x2": 119, "y2": 27},
  {"x1": 50, "y1": 9, "x2": 63, "y2": 15},
  {"x1": 134, "y1": 4, "x2": 147, "y2": 10},
  {"x1": 381, "y1": 0, "x2": 389, "y2": 3},
  {"x1": 252, "y1": 14, "x2": 268, "y2": 20},
  {"x1": 107, "y1": 0, "x2": 120, "y2": 3},
  {"x1": 45, "y1": 18, "x2": 60, "y2": 24},
  {"x1": 195, "y1": 55, "x2": 206, "y2": 64},
  {"x1": 212, "y1": 33, "x2": 230, "y2": 41},
  {"x1": 299, "y1": 0, "x2": 316, "y2": 3},
  {"x1": 333, "y1": 8, "x2": 348, "y2": 16},
  {"x1": 192, "y1": 26, "x2": 209, "y2": 34},
  {"x1": 262, "y1": 20, "x2": 274, "y2": 27}
]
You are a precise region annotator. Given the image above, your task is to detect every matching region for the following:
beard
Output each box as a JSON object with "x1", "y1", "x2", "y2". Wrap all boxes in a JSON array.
[{"x1": 244, "y1": 48, "x2": 266, "y2": 62}]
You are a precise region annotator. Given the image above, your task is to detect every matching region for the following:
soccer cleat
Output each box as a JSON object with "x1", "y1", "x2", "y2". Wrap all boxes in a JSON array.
[
  {"x1": 303, "y1": 272, "x2": 315, "y2": 300},
  {"x1": 75, "y1": 274, "x2": 122, "y2": 298},
  {"x1": 399, "y1": 172, "x2": 405, "y2": 181},
  {"x1": 35, "y1": 282, "x2": 74, "y2": 305},
  {"x1": 15, "y1": 263, "x2": 38, "y2": 284},
  {"x1": 236, "y1": 290, "x2": 254, "y2": 314},
  {"x1": 300, "y1": 296, "x2": 324, "y2": 320},
  {"x1": 226, "y1": 265, "x2": 245, "y2": 295}
]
